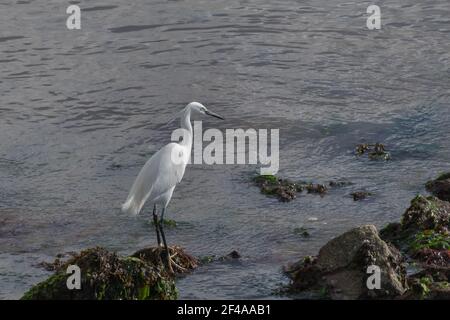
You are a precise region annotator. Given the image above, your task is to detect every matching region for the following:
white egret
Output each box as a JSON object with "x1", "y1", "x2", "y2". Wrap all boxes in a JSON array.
[{"x1": 122, "y1": 102, "x2": 224, "y2": 272}]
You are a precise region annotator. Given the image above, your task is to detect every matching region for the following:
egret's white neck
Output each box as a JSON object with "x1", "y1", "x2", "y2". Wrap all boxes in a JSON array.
[{"x1": 179, "y1": 107, "x2": 193, "y2": 149}]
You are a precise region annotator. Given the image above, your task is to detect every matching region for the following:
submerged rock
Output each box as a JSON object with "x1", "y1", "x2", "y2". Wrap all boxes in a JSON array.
[
  {"x1": 252, "y1": 175, "x2": 298, "y2": 202},
  {"x1": 199, "y1": 250, "x2": 241, "y2": 264},
  {"x1": 351, "y1": 191, "x2": 373, "y2": 201},
  {"x1": 293, "y1": 226, "x2": 311, "y2": 238},
  {"x1": 328, "y1": 180, "x2": 353, "y2": 187},
  {"x1": 305, "y1": 183, "x2": 328, "y2": 195},
  {"x1": 22, "y1": 246, "x2": 197, "y2": 300},
  {"x1": 355, "y1": 143, "x2": 391, "y2": 160},
  {"x1": 285, "y1": 225, "x2": 407, "y2": 299},
  {"x1": 252, "y1": 175, "x2": 339, "y2": 202},
  {"x1": 218, "y1": 250, "x2": 241, "y2": 261},
  {"x1": 426, "y1": 172, "x2": 450, "y2": 202}
]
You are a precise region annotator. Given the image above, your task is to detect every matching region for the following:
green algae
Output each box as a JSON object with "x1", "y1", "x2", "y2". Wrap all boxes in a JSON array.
[{"x1": 410, "y1": 230, "x2": 450, "y2": 252}]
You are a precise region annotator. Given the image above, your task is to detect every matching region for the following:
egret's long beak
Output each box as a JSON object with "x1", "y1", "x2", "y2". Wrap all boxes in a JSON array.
[{"x1": 205, "y1": 110, "x2": 224, "y2": 120}]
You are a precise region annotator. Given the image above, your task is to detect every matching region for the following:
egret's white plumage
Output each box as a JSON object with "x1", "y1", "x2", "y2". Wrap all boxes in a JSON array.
[{"x1": 122, "y1": 102, "x2": 223, "y2": 216}]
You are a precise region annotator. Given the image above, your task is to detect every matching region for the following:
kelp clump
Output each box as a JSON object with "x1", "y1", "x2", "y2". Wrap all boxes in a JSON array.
[
  {"x1": 22, "y1": 246, "x2": 198, "y2": 300},
  {"x1": 252, "y1": 175, "x2": 338, "y2": 202}
]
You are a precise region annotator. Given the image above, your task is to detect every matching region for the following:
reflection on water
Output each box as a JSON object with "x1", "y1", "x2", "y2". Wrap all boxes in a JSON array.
[{"x1": 0, "y1": 0, "x2": 449, "y2": 299}]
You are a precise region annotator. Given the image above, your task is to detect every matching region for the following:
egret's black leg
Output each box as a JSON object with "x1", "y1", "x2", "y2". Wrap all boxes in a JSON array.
[
  {"x1": 158, "y1": 207, "x2": 173, "y2": 273},
  {"x1": 152, "y1": 204, "x2": 161, "y2": 246}
]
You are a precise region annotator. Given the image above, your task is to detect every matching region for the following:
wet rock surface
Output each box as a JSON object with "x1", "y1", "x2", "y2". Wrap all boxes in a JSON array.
[
  {"x1": 426, "y1": 172, "x2": 450, "y2": 202},
  {"x1": 23, "y1": 246, "x2": 197, "y2": 300}
]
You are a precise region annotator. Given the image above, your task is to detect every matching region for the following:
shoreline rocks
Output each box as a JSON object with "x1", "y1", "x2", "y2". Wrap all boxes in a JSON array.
[{"x1": 284, "y1": 173, "x2": 450, "y2": 299}]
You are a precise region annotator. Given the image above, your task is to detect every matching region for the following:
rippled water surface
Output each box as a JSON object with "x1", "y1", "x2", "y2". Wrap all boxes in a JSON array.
[{"x1": 0, "y1": 0, "x2": 449, "y2": 299}]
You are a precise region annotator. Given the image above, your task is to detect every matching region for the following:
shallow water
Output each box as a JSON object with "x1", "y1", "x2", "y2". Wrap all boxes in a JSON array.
[{"x1": 0, "y1": 0, "x2": 449, "y2": 299}]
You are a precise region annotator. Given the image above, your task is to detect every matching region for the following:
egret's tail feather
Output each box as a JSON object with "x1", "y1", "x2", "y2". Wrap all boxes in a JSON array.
[{"x1": 121, "y1": 196, "x2": 140, "y2": 216}]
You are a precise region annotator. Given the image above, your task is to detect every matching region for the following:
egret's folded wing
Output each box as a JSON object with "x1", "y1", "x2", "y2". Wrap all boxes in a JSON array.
[
  {"x1": 122, "y1": 143, "x2": 188, "y2": 215},
  {"x1": 151, "y1": 143, "x2": 188, "y2": 196},
  {"x1": 121, "y1": 148, "x2": 161, "y2": 215}
]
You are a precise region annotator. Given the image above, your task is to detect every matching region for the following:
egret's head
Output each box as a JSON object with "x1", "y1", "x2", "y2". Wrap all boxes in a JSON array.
[{"x1": 186, "y1": 101, "x2": 224, "y2": 120}]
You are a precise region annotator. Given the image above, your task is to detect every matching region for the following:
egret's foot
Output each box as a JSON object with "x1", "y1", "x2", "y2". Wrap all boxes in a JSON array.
[{"x1": 161, "y1": 248, "x2": 187, "y2": 274}]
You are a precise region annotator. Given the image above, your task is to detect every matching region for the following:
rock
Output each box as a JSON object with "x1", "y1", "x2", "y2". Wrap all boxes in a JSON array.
[
  {"x1": 379, "y1": 193, "x2": 450, "y2": 299},
  {"x1": 401, "y1": 195, "x2": 450, "y2": 233},
  {"x1": 36, "y1": 259, "x2": 64, "y2": 272},
  {"x1": 21, "y1": 246, "x2": 196, "y2": 300},
  {"x1": 329, "y1": 180, "x2": 353, "y2": 187},
  {"x1": 402, "y1": 269, "x2": 450, "y2": 300},
  {"x1": 356, "y1": 143, "x2": 391, "y2": 160},
  {"x1": 305, "y1": 183, "x2": 328, "y2": 195},
  {"x1": 426, "y1": 172, "x2": 450, "y2": 202},
  {"x1": 253, "y1": 175, "x2": 297, "y2": 202},
  {"x1": 380, "y1": 195, "x2": 450, "y2": 257},
  {"x1": 293, "y1": 227, "x2": 311, "y2": 238},
  {"x1": 218, "y1": 250, "x2": 241, "y2": 261},
  {"x1": 351, "y1": 191, "x2": 372, "y2": 201},
  {"x1": 286, "y1": 225, "x2": 407, "y2": 299},
  {"x1": 253, "y1": 175, "x2": 353, "y2": 202}
]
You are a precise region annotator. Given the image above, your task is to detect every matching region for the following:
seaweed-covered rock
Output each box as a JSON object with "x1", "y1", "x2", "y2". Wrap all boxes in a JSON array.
[
  {"x1": 402, "y1": 270, "x2": 450, "y2": 300},
  {"x1": 285, "y1": 225, "x2": 407, "y2": 299},
  {"x1": 21, "y1": 246, "x2": 196, "y2": 300},
  {"x1": 305, "y1": 183, "x2": 328, "y2": 195},
  {"x1": 355, "y1": 143, "x2": 391, "y2": 160},
  {"x1": 328, "y1": 180, "x2": 353, "y2": 187},
  {"x1": 401, "y1": 195, "x2": 450, "y2": 234},
  {"x1": 252, "y1": 175, "x2": 338, "y2": 202},
  {"x1": 379, "y1": 193, "x2": 450, "y2": 299},
  {"x1": 252, "y1": 175, "x2": 299, "y2": 202},
  {"x1": 351, "y1": 191, "x2": 373, "y2": 201},
  {"x1": 426, "y1": 172, "x2": 450, "y2": 202},
  {"x1": 380, "y1": 195, "x2": 450, "y2": 255}
]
